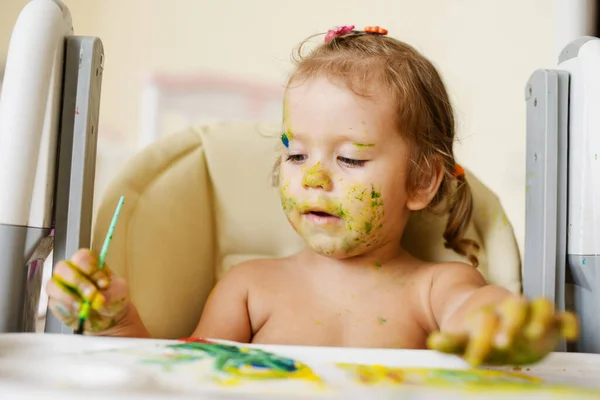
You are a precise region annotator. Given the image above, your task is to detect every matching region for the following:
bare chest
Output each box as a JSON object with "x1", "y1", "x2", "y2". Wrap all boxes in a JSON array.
[{"x1": 250, "y1": 280, "x2": 428, "y2": 349}]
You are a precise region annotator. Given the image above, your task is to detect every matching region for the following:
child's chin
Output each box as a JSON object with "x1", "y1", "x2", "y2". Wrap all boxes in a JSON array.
[{"x1": 304, "y1": 238, "x2": 364, "y2": 259}]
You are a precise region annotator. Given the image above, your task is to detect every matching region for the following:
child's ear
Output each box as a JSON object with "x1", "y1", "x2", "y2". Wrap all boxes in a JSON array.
[{"x1": 405, "y1": 159, "x2": 444, "y2": 211}]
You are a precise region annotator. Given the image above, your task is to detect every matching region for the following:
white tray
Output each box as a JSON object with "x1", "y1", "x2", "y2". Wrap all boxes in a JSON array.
[{"x1": 1, "y1": 333, "x2": 600, "y2": 399}]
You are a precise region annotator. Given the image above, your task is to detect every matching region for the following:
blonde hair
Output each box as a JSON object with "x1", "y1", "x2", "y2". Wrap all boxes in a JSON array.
[{"x1": 279, "y1": 30, "x2": 480, "y2": 267}]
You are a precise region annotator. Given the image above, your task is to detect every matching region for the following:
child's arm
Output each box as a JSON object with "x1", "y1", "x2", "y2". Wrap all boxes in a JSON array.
[
  {"x1": 190, "y1": 264, "x2": 253, "y2": 343},
  {"x1": 426, "y1": 262, "x2": 578, "y2": 366},
  {"x1": 428, "y1": 263, "x2": 511, "y2": 335}
]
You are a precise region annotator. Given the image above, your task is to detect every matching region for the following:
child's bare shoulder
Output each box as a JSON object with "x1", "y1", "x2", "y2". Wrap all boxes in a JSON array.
[
  {"x1": 427, "y1": 261, "x2": 486, "y2": 286},
  {"x1": 220, "y1": 256, "x2": 294, "y2": 286}
]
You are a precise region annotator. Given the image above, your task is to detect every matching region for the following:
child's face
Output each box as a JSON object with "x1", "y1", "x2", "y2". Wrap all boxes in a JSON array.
[{"x1": 279, "y1": 76, "x2": 419, "y2": 259}]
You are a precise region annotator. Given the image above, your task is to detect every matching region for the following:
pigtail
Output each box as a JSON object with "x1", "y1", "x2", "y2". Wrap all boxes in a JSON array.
[{"x1": 442, "y1": 172, "x2": 480, "y2": 267}]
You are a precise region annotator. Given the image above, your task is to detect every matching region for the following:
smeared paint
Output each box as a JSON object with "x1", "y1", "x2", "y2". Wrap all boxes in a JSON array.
[
  {"x1": 338, "y1": 364, "x2": 539, "y2": 388},
  {"x1": 377, "y1": 317, "x2": 387, "y2": 325},
  {"x1": 282, "y1": 95, "x2": 294, "y2": 142},
  {"x1": 279, "y1": 179, "x2": 385, "y2": 257},
  {"x1": 140, "y1": 338, "x2": 322, "y2": 386},
  {"x1": 302, "y1": 161, "x2": 332, "y2": 189},
  {"x1": 353, "y1": 142, "x2": 375, "y2": 148},
  {"x1": 337, "y1": 364, "x2": 600, "y2": 395}
]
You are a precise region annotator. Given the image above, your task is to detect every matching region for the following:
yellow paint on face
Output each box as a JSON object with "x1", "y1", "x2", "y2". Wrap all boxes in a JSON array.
[
  {"x1": 302, "y1": 161, "x2": 332, "y2": 189},
  {"x1": 353, "y1": 142, "x2": 375, "y2": 148},
  {"x1": 282, "y1": 95, "x2": 294, "y2": 141}
]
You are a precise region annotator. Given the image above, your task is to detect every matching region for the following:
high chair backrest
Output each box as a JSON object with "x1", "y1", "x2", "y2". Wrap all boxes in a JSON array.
[{"x1": 92, "y1": 121, "x2": 522, "y2": 339}]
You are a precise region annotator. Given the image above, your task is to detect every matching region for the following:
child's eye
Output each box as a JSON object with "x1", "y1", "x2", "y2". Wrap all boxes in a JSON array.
[
  {"x1": 338, "y1": 156, "x2": 366, "y2": 168},
  {"x1": 285, "y1": 154, "x2": 307, "y2": 164}
]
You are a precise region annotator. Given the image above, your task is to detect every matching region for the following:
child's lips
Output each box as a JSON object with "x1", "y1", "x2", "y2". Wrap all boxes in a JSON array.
[{"x1": 302, "y1": 210, "x2": 342, "y2": 225}]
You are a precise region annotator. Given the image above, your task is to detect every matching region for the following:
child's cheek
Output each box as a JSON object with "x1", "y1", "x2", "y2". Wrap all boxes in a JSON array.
[
  {"x1": 338, "y1": 182, "x2": 386, "y2": 248},
  {"x1": 279, "y1": 181, "x2": 296, "y2": 215}
]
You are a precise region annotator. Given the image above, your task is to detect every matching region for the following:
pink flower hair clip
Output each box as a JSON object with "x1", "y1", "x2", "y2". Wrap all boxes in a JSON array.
[{"x1": 325, "y1": 25, "x2": 355, "y2": 42}]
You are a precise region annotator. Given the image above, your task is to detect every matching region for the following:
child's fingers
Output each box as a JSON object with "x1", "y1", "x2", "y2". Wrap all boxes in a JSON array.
[
  {"x1": 494, "y1": 296, "x2": 528, "y2": 349},
  {"x1": 556, "y1": 311, "x2": 579, "y2": 341},
  {"x1": 524, "y1": 298, "x2": 554, "y2": 340},
  {"x1": 47, "y1": 298, "x2": 79, "y2": 327},
  {"x1": 52, "y1": 261, "x2": 104, "y2": 303},
  {"x1": 46, "y1": 276, "x2": 81, "y2": 309},
  {"x1": 70, "y1": 249, "x2": 111, "y2": 289},
  {"x1": 426, "y1": 331, "x2": 468, "y2": 354},
  {"x1": 464, "y1": 311, "x2": 499, "y2": 366},
  {"x1": 46, "y1": 274, "x2": 106, "y2": 314},
  {"x1": 84, "y1": 309, "x2": 118, "y2": 332}
]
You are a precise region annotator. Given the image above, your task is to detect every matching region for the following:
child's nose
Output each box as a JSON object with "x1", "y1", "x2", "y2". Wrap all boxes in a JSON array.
[{"x1": 302, "y1": 161, "x2": 333, "y2": 191}]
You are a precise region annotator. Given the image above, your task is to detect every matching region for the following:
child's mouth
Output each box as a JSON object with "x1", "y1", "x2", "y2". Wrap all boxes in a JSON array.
[{"x1": 302, "y1": 210, "x2": 342, "y2": 225}]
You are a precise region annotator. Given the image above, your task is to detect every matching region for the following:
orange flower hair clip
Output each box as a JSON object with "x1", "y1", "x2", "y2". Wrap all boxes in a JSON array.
[{"x1": 364, "y1": 26, "x2": 388, "y2": 35}]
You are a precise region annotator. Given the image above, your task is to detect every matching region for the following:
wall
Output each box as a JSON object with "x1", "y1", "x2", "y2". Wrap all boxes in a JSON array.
[{"x1": 0, "y1": 0, "x2": 559, "y2": 256}]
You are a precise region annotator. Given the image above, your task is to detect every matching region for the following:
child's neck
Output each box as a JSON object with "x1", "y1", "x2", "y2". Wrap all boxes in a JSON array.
[{"x1": 299, "y1": 240, "x2": 407, "y2": 276}]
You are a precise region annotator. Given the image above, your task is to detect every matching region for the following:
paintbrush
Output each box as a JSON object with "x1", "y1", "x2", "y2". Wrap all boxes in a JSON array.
[{"x1": 75, "y1": 195, "x2": 125, "y2": 335}]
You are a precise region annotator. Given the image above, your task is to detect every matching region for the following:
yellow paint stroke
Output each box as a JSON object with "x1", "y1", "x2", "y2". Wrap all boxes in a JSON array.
[
  {"x1": 302, "y1": 161, "x2": 332, "y2": 189},
  {"x1": 282, "y1": 95, "x2": 294, "y2": 141},
  {"x1": 353, "y1": 142, "x2": 375, "y2": 148},
  {"x1": 335, "y1": 364, "x2": 600, "y2": 395}
]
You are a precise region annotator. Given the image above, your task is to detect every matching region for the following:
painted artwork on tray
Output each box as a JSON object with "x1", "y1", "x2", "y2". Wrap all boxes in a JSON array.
[{"x1": 71, "y1": 337, "x2": 600, "y2": 398}]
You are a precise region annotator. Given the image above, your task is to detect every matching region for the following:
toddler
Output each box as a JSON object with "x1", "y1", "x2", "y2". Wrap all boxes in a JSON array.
[{"x1": 46, "y1": 25, "x2": 578, "y2": 367}]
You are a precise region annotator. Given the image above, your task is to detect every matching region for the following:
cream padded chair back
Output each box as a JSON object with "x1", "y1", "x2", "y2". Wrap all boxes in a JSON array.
[{"x1": 92, "y1": 121, "x2": 521, "y2": 339}]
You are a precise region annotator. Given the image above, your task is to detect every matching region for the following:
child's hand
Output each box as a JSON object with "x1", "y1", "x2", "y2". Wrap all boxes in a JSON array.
[
  {"x1": 426, "y1": 296, "x2": 579, "y2": 367},
  {"x1": 45, "y1": 249, "x2": 130, "y2": 333}
]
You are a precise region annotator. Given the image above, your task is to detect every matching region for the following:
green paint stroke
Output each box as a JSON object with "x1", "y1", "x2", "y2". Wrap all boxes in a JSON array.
[
  {"x1": 140, "y1": 340, "x2": 321, "y2": 382},
  {"x1": 377, "y1": 317, "x2": 387, "y2": 325},
  {"x1": 353, "y1": 143, "x2": 375, "y2": 148}
]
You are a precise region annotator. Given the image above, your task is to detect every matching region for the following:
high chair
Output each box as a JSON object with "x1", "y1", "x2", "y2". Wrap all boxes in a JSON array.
[{"x1": 92, "y1": 121, "x2": 522, "y2": 339}]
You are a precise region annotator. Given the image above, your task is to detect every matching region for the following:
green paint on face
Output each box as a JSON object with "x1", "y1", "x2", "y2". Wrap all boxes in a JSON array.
[
  {"x1": 377, "y1": 317, "x2": 387, "y2": 325},
  {"x1": 279, "y1": 165, "x2": 385, "y2": 257}
]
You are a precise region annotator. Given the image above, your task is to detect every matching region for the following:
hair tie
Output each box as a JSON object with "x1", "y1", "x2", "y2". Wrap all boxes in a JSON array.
[
  {"x1": 324, "y1": 25, "x2": 388, "y2": 42},
  {"x1": 453, "y1": 163, "x2": 465, "y2": 178}
]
